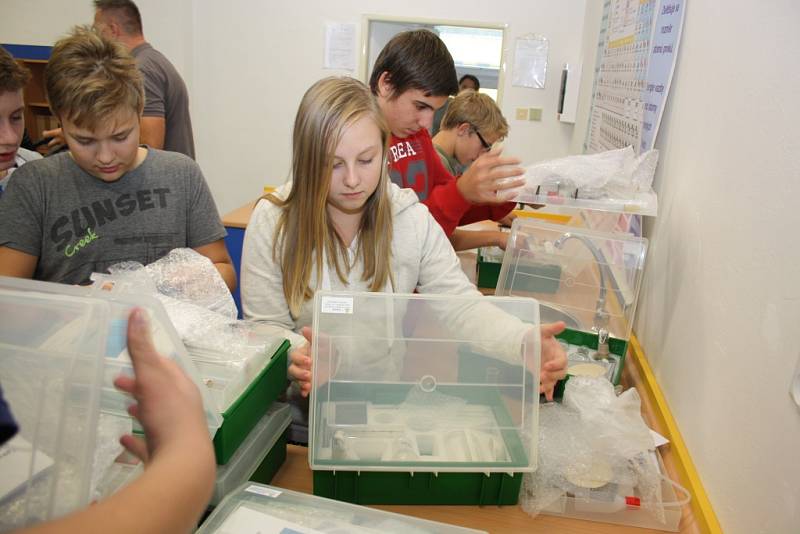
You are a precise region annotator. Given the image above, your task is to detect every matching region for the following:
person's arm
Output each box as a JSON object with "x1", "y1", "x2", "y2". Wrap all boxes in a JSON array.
[
  {"x1": 0, "y1": 169, "x2": 44, "y2": 277},
  {"x1": 538, "y1": 321, "x2": 568, "y2": 400},
  {"x1": 0, "y1": 247, "x2": 37, "y2": 278},
  {"x1": 412, "y1": 206, "x2": 566, "y2": 398},
  {"x1": 41, "y1": 127, "x2": 66, "y2": 151},
  {"x1": 16, "y1": 308, "x2": 215, "y2": 534},
  {"x1": 240, "y1": 200, "x2": 307, "y2": 348},
  {"x1": 458, "y1": 201, "x2": 517, "y2": 227},
  {"x1": 288, "y1": 327, "x2": 313, "y2": 397},
  {"x1": 138, "y1": 61, "x2": 167, "y2": 151},
  {"x1": 183, "y1": 158, "x2": 235, "y2": 290},
  {"x1": 422, "y1": 178, "x2": 472, "y2": 236},
  {"x1": 449, "y1": 228, "x2": 509, "y2": 252},
  {"x1": 139, "y1": 117, "x2": 166, "y2": 150},
  {"x1": 193, "y1": 239, "x2": 236, "y2": 292}
]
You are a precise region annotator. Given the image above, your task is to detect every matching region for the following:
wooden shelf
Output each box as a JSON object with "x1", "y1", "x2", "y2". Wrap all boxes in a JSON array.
[{"x1": 16, "y1": 58, "x2": 53, "y2": 144}]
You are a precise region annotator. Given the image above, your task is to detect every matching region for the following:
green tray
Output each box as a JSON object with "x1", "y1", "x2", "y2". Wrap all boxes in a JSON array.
[
  {"x1": 476, "y1": 248, "x2": 561, "y2": 293},
  {"x1": 311, "y1": 382, "x2": 530, "y2": 505},
  {"x1": 313, "y1": 470, "x2": 522, "y2": 506},
  {"x1": 213, "y1": 340, "x2": 290, "y2": 464},
  {"x1": 556, "y1": 328, "x2": 627, "y2": 386}
]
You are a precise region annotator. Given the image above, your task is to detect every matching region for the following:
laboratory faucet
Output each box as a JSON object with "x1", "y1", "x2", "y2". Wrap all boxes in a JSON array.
[{"x1": 553, "y1": 232, "x2": 611, "y2": 359}]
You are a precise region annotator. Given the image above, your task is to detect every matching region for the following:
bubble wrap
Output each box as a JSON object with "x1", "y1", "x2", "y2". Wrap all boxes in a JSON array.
[
  {"x1": 513, "y1": 147, "x2": 659, "y2": 202},
  {"x1": 520, "y1": 377, "x2": 666, "y2": 523},
  {"x1": 108, "y1": 248, "x2": 236, "y2": 319}
]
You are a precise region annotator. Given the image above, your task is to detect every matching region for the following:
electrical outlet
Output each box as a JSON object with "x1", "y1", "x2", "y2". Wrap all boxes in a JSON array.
[
  {"x1": 515, "y1": 108, "x2": 528, "y2": 120},
  {"x1": 528, "y1": 108, "x2": 542, "y2": 121}
]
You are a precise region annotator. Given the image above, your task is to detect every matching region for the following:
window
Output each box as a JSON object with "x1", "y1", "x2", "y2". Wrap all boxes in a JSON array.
[{"x1": 362, "y1": 16, "x2": 506, "y2": 105}]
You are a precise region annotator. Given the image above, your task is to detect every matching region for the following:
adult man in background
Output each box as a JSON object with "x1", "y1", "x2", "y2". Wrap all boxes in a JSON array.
[{"x1": 93, "y1": 0, "x2": 196, "y2": 158}]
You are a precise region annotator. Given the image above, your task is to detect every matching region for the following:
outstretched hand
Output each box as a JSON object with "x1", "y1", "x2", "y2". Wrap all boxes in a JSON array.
[
  {"x1": 457, "y1": 145, "x2": 525, "y2": 204},
  {"x1": 113, "y1": 308, "x2": 212, "y2": 463},
  {"x1": 288, "y1": 327, "x2": 314, "y2": 398}
]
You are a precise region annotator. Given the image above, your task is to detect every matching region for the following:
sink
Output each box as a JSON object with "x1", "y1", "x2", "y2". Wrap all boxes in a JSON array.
[{"x1": 540, "y1": 304, "x2": 582, "y2": 329}]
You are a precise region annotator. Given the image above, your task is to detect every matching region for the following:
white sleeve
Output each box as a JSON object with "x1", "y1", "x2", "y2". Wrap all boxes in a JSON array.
[
  {"x1": 240, "y1": 200, "x2": 307, "y2": 349},
  {"x1": 414, "y1": 206, "x2": 535, "y2": 364}
]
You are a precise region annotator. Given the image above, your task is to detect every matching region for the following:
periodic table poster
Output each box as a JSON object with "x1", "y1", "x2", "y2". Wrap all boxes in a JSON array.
[{"x1": 586, "y1": 0, "x2": 686, "y2": 155}]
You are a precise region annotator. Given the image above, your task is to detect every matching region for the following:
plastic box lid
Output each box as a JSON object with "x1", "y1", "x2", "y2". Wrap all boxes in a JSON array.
[
  {"x1": 188, "y1": 324, "x2": 286, "y2": 414},
  {"x1": 95, "y1": 403, "x2": 292, "y2": 506},
  {"x1": 212, "y1": 402, "x2": 291, "y2": 505},
  {"x1": 495, "y1": 219, "x2": 648, "y2": 344},
  {"x1": 0, "y1": 276, "x2": 221, "y2": 529},
  {"x1": 513, "y1": 187, "x2": 658, "y2": 217},
  {"x1": 198, "y1": 482, "x2": 486, "y2": 533},
  {"x1": 309, "y1": 291, "x2": 540, "y2": 474}
]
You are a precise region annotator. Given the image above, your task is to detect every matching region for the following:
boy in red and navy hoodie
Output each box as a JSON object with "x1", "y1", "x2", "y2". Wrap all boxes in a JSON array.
[{"x1": 369, "y1": 29, "x2": 524, "y2": 247}]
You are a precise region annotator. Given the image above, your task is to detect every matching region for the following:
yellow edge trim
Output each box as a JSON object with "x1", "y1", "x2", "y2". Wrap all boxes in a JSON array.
[
  {"x1": 512, "y1": 210, "x2": 572, "y2": 224},
  {"x1": 629, "y1": 334, "x2": 724, "y2": 534}
]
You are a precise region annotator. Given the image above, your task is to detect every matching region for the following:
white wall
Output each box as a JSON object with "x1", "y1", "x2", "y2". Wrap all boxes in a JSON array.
[
  {"x1": 0, "y1": 1, "x2": 191, "y2": 76},
  {"x1": 0, "y1": 1, "x2": 93, "y2": 45},
  {"x1": 569, "y1": 0, "x2": 603, "y2": 154},
  {"x1": 191, "y1": 0, "x2": 588, "y2": 213},
  {"x1": 634, "y1": 1, "x2": 800, "y2": 532}
]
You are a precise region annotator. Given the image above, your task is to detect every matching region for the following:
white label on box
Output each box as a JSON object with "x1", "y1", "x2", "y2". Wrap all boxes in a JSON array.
[
  {"x1": 320, "y1": 296, "x2": 353, "y2": 314},
  {"x1": 244, "y1": 484, "x2": 281, "y2": 498},
  {"x1": 218, "y1": 504, "x2": 327, "y2": 534}
]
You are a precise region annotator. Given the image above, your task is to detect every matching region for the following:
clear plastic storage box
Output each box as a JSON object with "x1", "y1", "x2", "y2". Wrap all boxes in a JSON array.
[
  {"x1": 495, "y1": 219, "x2": 648, "y2": 385},
  {"x1": 198, "y1": 482, "x2": 487, "y2": 533},
  {"x1": 189, "y1": 327, "x2": 285, "y2": 414},
  {"x1": 0, "y1": 276, "x2": 221, "y2": 529},
  {"x1": 309, "y1": 291, "x2": 540, "y2": 504},
  {"x1": 87, "y1": 271, "x2": 290, "y2": 465},
  {"x1": 212, "y1": 402, "x2": 291, "y2": 505},
  {"x1": 540, "y1": 449, "x2": 683, "y2": 531}
]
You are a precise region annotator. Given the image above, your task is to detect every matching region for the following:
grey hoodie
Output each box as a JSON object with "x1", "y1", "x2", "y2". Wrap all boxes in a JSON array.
[{"x1": 240, "y1": 182, "x2": 529, "y2": 360}]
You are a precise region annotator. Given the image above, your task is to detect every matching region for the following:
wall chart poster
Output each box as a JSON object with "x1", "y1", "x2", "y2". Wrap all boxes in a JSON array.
[{"x1": 586, "y1": 0, "x2": 686, "y2": 155}]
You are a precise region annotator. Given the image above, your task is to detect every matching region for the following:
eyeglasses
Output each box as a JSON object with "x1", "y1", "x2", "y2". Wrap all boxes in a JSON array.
[{"x1": 470, "y1": 124, "x2": 491, "y2": 151}]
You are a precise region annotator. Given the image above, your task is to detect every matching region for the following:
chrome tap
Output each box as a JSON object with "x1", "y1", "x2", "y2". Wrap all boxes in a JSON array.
[{"x1": 554, "y1": 232, "x2": 611, "y2": 360}]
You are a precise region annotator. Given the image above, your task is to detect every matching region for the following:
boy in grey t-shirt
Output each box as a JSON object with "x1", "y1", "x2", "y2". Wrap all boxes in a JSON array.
[{"x1": 0, "y1": 27, "x2": 235, "y2": 289}]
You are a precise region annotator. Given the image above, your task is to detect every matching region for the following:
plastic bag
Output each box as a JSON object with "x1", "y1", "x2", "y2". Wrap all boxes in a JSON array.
[
  {"x1": 521, "y1": 376, "x2": 668, "y2": 523},
  {"x1": 108, "y1": 248, "x2": 237, "y2": 319},
  {"x1": 509, "y1": 147, "x2": 659, "y2": 203}
]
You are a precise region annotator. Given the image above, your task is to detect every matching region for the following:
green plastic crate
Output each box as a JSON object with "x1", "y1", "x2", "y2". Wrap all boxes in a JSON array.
[
  {"x1": 249, "y1": 430, "x2": 288, "y2": 485},
  {"x1": 213, "y1": 340, "x2": 289, "y2": 464},
  {"x1": 551, "y1": 329, "x2": 628, "y2": 400},
  {"x1": 311, "y1": 383, "x2": 532, "y2": 505},
  {"x1": 556, "y1": 328, "x2": 627, "y2": 385},
  {"x1": 313, "y1": 469, "x2": 522, "y2": 506}
]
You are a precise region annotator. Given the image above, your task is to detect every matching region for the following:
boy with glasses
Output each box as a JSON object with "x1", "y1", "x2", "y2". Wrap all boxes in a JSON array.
[
  {"x1": 432, "y1": 90, "x2": 507, "y2": 177},
  {"x1": 432, "y1": 90, "x2": 514, "y2": 251}
]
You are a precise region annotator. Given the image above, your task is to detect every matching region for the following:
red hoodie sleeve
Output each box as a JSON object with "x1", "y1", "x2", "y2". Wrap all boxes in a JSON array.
[
  {"x1": 419, "y1": 134, "x2": 471, "y2": 236},
  {"x1": 459, "y1": 201, "x2": 517, "y2": 226}
]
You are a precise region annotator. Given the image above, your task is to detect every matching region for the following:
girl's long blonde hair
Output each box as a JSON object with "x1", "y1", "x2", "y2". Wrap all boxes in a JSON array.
[{"x1": 267, "y1": 77, "x2": 394, "y2": 316}]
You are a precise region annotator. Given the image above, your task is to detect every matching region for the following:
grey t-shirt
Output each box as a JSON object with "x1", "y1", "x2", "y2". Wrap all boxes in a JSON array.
[
  {"x1": 0, "y1": 149, "x2": 226, "y2": 285},
  {"x1": 132, "y1": 43, "x2": 195, "y2": 159}
]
